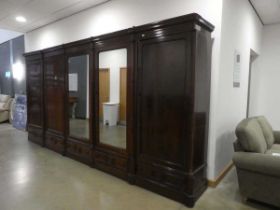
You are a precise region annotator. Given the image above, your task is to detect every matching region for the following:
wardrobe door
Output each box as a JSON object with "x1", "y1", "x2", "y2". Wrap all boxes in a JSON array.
[
  {"x1": 65, "y1": 41, "x2": 93, "y2": 164},
  {"x1": 136, "y1": 31, "x2": 193, "y2": 202},
  {"x1": 93, "y1": 32, "x2": 135, "y2": 180},
  {"x1": 26, "y1": 53, "x2": 44, "y2": 145},
  {"x1": 44, "y1": 48, "x2": 66, "y2": 153}
]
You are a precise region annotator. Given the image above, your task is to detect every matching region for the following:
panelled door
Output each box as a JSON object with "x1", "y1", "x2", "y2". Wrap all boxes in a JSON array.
[
  {"x1": 136, "y1": 31, "x2": 193, "y2": 194},
  {"x1": 44, "y1": 50, "x2": 66, "y2": 153}
]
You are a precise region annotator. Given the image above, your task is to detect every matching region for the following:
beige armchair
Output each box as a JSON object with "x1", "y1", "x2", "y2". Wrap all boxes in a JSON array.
[
  {"x1": 0, "y1": 94, "x2": 12, "y2": 123},
  {"x1": 233, "y1": 116, "x2": 280, "y2": 208}
]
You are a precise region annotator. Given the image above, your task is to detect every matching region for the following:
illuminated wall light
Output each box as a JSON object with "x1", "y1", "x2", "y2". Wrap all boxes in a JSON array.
[
  {"x1": 12, "y1": 61, "x2": 25, "y2": 81},
  {"x1": 5, "y1": 71, "x2": 11, "y2": 78}
]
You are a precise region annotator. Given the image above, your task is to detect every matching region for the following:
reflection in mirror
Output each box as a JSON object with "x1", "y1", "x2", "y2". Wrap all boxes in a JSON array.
[
  {"x1": 99, "y1": 48, "x2": 127, "y2": 149},
  {"x1": 68, "y1": 55, "x2": 89, "y2": 140}
]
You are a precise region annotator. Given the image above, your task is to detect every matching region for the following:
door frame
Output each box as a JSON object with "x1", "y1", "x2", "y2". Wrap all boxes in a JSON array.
[{"x1": 98, "y1": 68, "x2": 110, "y2": 121}]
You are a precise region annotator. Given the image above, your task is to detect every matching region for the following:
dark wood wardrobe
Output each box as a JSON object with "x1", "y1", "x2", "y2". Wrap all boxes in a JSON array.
[{"x1": 25, "y1": 13, "x2": 214, "y2": 207}]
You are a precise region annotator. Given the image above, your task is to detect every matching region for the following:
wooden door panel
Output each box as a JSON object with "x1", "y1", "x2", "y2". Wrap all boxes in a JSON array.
[
  {"x1": 26, "y1": 56, "x2": 44, "y2": 146},
  {"x1": 44, "y1": 55, "x2": 65, "y2": 133},
  {"x1": 27, "y1": 62, "x2": 43, "y2": 126},
  {"x1": 138, "y1": 38, "x2": 189, "y2": 168}
]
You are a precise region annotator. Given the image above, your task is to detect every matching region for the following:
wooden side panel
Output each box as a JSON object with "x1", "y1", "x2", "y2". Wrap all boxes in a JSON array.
[
  {"x1": 27, "y1": 62, "x2": 43, "y2": 126},
  {"x1": 189, "y1": 29, "x2": 212, "y2": 196},
  {"x1": 26, "y1": 55, "x2": 44, "y2": 145},
  {"x1": 192, "y1": 29, "x2": 211, "y2": 171}
]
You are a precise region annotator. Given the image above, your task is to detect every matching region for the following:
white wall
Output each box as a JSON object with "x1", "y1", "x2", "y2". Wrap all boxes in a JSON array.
[
  {"x1": 24, "y1": 0, "x2": 263, "y2": 180},
  {"x1": 249, "y1": 24, "x2": 280, "y2": 130},
  {"x1": 25, "y1": 0, "x2": 223, "y2": 53},
  {"x1": 99, "y1": 48, "x2": 127, "y2": 103},
  {"x1": 211, "y1": 0, "x2": 263, "y2": 178},
  {"x1": 0, "y1": 29, "x2": 22, "y2": 44}
]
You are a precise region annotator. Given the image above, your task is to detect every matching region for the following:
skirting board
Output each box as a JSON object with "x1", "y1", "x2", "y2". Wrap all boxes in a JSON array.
[{"x1": 208, "y1": 162, "x2": 234, "y2": 188}]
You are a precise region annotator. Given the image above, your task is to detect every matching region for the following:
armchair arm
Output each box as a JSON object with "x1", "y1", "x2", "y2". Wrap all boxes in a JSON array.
[
  {"x1": 233, "y1": 152, "x2": 280, "y2": 177},
  {"x1": 274, "y1": 131, "x2": 280, "y2": 144}
]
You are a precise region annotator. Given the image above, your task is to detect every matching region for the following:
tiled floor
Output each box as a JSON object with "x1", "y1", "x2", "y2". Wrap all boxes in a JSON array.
[{"x1": 0, "y1": 123, "x2": 273, "y2": 210}]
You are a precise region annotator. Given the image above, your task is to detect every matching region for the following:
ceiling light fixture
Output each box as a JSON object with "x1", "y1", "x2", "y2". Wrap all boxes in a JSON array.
[{"x1": 15, "y1": 16, "x2": 27, "y2": 23}]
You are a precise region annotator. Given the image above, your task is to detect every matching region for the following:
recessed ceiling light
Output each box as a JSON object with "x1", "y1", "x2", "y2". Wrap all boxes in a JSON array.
[{"x1": 15, "y1": 16, "x2": 27, "y2": 23}]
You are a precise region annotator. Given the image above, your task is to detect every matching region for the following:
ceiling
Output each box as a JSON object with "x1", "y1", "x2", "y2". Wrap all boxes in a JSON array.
[
  {"x1": 0, "y1": 0, "x2": 278, "y2": 34},
  {"x1": 0, "y1": 0, "x2": 110, "y2": 33},
  {"x1": 251, "y1": 0, "x2": 280, "y2": 24}
]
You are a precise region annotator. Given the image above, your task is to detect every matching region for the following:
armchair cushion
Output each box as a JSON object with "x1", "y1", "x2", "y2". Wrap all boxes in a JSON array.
[
  {"x1": 266, "y1": 144, "x2": 280, "y2": 155},
  {"x1": 0, "y1": 94, "x2": 10, "y2": 102},
  {"x1": 233, "y1": 152, "x2": 280, "y2": 178},
  {"x1": 236, "y1": 118, "x2": 267, "y2": 153},
  {"x1": 256, "y1": 116, "x2": 275, "y2": 148}
]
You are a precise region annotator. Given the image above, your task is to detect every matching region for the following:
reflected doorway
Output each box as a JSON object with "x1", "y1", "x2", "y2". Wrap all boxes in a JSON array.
[{"x1": 98, "y1": 48, "x2": 127, "y2": 149}]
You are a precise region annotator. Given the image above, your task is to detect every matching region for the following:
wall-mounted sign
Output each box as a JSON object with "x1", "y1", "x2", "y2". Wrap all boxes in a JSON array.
[
  {"x1": 69, "y1": 73, "x2": 78, "y2": 91},
  {"x1": 233, "y1": 50, "x2": 241, "y2": 88}
]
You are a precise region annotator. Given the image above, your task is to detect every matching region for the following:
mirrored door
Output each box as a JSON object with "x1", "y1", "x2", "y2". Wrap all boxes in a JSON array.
[
  {"x1": 68, "y1": 54, "x2": 90, "y2": 141},
  {"x1": 98, "y1": 48, "x2": 127, "y2": 149}
]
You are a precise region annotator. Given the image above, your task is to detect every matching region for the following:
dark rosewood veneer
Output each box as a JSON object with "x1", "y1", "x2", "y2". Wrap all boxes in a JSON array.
[{"x1": 25, "y1": 13, "x2": 214, "y2": 207}]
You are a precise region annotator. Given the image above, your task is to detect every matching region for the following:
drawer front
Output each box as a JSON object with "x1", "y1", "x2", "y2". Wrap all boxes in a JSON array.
[
  {"x1": 137, "y1": 163, "x2": 185, "y2": 191},
  {"x1": 28, "y1": 125, "x2": 43, "y2": 145},
  {"x1": 45, "y1": 133, "x2": 64, "y2": 153},
  {"x1": 66, "y1": 141, "x2": 91, "y2": 163},
  {"x1": 94, "y1": 151, "x2": 127, "y2": 171}
]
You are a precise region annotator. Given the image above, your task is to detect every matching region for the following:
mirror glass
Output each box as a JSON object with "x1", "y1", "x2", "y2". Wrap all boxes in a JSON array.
[
  {"x1": 68, "y1": 54, "x2": 90, "y2": 141},
  {"x1": 99, "y1": 48, "x2": 127, "y2": 149}
]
